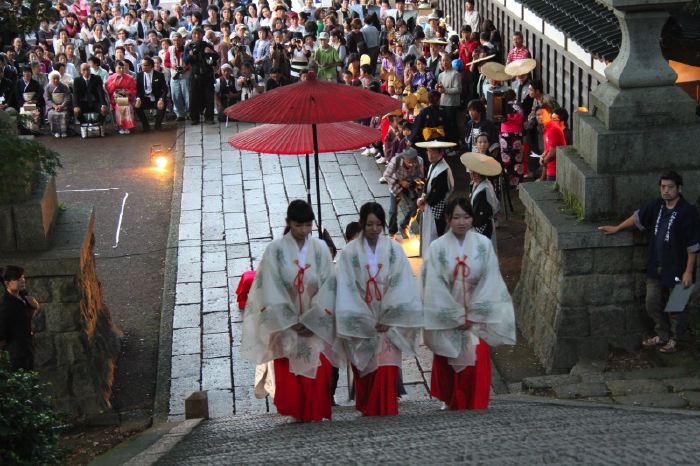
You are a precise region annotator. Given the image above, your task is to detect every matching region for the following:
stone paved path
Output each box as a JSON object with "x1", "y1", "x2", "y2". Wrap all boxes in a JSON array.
[
  {"x1": 156, "y1": 398, "x2": 700, "y2": 465},
  {"x1": 168, "y1": 122, "x2": 432, "y2": 420}
]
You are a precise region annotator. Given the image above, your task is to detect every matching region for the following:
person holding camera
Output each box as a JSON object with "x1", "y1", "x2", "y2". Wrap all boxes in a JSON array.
[
  {"x1": 289, "y1": 32, "x2": 311, "y2": 81},
  {"x1": 236, "y1": 62, "x2": 264, "y2": 101},
  {"x1": 164, "y1": 32, "x2": 190, "y2": 121},
  {"x1": 383, "y1": 147, "x2": 425, "y2": 239},
  {"x1": 0, "y1": 266, "x2": 40, "y2": 371},
  {"x1": 185, "y1": 27, "x2": 218, "y2": 124}
]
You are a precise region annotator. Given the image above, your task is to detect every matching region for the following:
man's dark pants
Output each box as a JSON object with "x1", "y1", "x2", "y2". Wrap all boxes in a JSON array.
[
  {"x1": 388, "y1": 189, "x2": 418, "y2": 235},
  {"x1": 136, "y1": 98, "x2": 165, "y2": 130},
  {"x1": 440, "y1": 105, "x2": 460, "y2": 144},
  {"x1": 646, "y1": 278, "x2": 689, "y2": 342},
  {"x1": 189, "y1": 76, "x2": 214, "y2": 123}
]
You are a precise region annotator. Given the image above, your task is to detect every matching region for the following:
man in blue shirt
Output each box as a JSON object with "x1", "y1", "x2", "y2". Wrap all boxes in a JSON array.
[
  {"x1": 361, "y1": 15, "x2": 380, "y2": 68},
  {"x1": 600, "y1": 171, "x2": 700, "y2": 353}
]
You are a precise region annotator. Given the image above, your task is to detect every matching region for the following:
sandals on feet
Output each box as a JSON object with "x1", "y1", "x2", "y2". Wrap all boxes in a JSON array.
[
  {"x1": 659, "y1": 339, "x2": 677, "y2": 353},
  {"x1": 642, "y1": 336, "x2": 666, "y2": 347}
]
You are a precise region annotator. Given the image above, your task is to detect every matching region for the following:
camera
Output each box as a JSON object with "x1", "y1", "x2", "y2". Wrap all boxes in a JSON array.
[{"x1": 173, "y1": 65, "x2": 184, "y2": 80}]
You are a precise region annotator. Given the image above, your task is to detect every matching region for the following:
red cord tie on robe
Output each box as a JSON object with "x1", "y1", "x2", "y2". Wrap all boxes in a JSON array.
[
  {"x1": 364, "y1": 264, "x2": 383, "y2": 305},
  {"x1": 293, "y1": 260, "x2": 311, "y2": 312},
  {"x1": 453, "y1": 255, "x2": 471, "y2": 316}
]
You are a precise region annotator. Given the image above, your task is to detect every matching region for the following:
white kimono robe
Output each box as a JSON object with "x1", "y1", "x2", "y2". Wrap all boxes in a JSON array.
[
  {"x1": 421, "y1": 229, "x2": 516, "y2": 373},
  {"x1": 241, "y1": 233, "x2": 339, "y2": 380},
  {"x1": 335, "y1": 235, "x2": 423, "y2": 377}
]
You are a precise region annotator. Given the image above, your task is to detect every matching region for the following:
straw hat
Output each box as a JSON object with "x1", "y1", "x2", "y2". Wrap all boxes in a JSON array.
[
  {"x1": 360, "y1": 54, "x2": 371, "y2": 66},
  {"x1": 416, "y1": 140, "x2": 457, "y2": 149},
  {"x1": 403, "y1": 92, "x2": 418, "y2": 108},
  {"x1": 480, "y1": 62, "x2": 513, "y2": 82},
  {"x1": 423, "y1": 38, "x2": 448, "y2": 45},
  {"x1": 460, "y1": 152, "x2": 502, "y2": 176},
  {"x1": 465, "y1": 54, "x2": 496, "y2": 67},
  {"x1": 416, "y1": 3, "x2": 432, "y2": 10},
  {"x1": 427, "y1": 12, "x2": 439, "y2": 21},
  {"x1": 504, "y1": 58, "x2": 537, "y2": 76}
]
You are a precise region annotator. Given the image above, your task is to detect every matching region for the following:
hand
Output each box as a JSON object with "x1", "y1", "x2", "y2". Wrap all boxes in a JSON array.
[
  {"x1": 157, "y1": 98, "x2": 165, "y2": 110},
  {"x1": 55, "y1": 105, "x2": 63, "y2": 112},
  {"x1": 73, "y1": 106, "x2": 81, "y2": 115},
  {"x1": 417, "y1": 197, "x2": 425, "y2": 208},
  {"x1": 598, "y1": 225, "x2": 619, "y2": 235},
  {"x1": 682, "y1": 271, "x2": 693, "y2": 288},
  {"x1": 457, "y1": 321, "x2": 472, "y2": 331},
  {"x1": 100, "y1": 104, "x2": 107, "y2": 114},
  {"x1": 135, "y1": 97, "x2": 141, "y2": 108},
  {"x1": 399, "y1": 180, "x2": 411, "y2": 190},
  {"x1": 375, "y1": 323, "x2": 390, "y2": 333},
  {"x1": 27, "y1": 296, "x2": 40, "y2": 311}
]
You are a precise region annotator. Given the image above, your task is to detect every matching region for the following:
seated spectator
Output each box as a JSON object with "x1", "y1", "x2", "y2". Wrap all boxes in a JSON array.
[
  {"x1": 135, "y1": 57, "x2": 167, "y2": 131},
  {"x1": 105, "y1": 61, "x2": 138, "y2": 134},
  {"x1": 44, "y1": 71, "x2": 72, "y2": 138},
  {"x1": 73, "y1": 63, "x2": 108, "y2": 124},
  {"x1": 16, "y1": 65, "x2": 45, "y2": 115},
  {"x1": 265, "y1": 67, "x2": 290, "y2": 91}
]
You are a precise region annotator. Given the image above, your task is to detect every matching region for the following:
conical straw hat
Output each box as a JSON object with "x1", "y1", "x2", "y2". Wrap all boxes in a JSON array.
[
  {"x1": 504, "y1": 58, "x2": 537, "y2": 76},
  {"x1": 460, "y1": 152, "x2": 502, "y2": 176}
]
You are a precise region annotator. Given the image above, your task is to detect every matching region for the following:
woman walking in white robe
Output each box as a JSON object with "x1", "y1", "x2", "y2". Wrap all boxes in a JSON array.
[
  {"x1": 335, "y1": 202, "x2": 423, "y2": 416},
  {"x1": 241, "y1": 200, "x2": 339, "y2": 422},
  {"x1": 422, "y1": 195, "x2": 516, "y2": 410}
]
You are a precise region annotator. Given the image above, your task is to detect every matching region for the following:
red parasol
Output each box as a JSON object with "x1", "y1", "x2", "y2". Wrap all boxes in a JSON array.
[
  {"x1": 224, "y1": 72, "x2": 399, "y2": 236},
  {"x1": 223, "y1": 78, "x2": 400, "y2": 124},
  {"x1": 229, "y1": 122, "x2": 380, "y2": 207},
  {"x1": 228, "y1": 122, "x2": 381, "y2": 155}
]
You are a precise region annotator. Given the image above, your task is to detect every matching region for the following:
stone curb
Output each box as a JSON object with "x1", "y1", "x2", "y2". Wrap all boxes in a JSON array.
[
  {"x1": 496, "y1": 393, "x2": 700, "y2": 417},
  {"x1": 153, "y1": 126, "x2": 186, "y2": 424},
  {"x1": 122, "y1": 419, "x2": 203, "y2": 466}
]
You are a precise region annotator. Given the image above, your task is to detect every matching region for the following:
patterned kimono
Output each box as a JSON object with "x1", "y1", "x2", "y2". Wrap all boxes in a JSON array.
[
  {"x1": 105, "y1": 72, "x2": 137, "y2": 130},
  {"x1": 44, "y1": 81, "x2": 72, "y2": 134},
  {"x1": 335, "y1": 235, "x2": 423, "y2": 416},
  {"x1": 241, "y1": 233, "x2": 339, "y2": 422},
  {"x1": 421, "y1": 229, "x2": 515, "y2": 410}
]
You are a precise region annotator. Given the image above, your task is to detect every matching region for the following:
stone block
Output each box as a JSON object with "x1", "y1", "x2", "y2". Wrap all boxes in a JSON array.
[
  {"x1": 681, "y1": 391, "x2": 700, "y2": 408},
  {"x1": 619, "y1": 367, "x2": 687, "y2": 380},
  {"x1": 203, "y1": 333, "x2": 231, "y2": 359},
  {"x1": 522, "y1": 374, "x2": 580, "y2": 391},
  {"x1": 33, "y1": 333, "x2": 55, "y2": 367},
  {"x1": 202, "y1": 357, "x2": 232, "y2": 390},
  {"x1": 206, "y1": 389, "x2": 234, "y2": 418},
  {"x1": 663, "y1": 377, "x2": 700, "y2": 393},
  {"x1": 44, "y1": 302, "x2": 80, "y2": 332},
  {"x1": 172, "y1": 327, "x2": 201, "y2": 356},
  {"x1": 171, "y1": 354, "x2": 201, "y2": 380},
  {"x1": 589, "y1": 306, "x2": 626, "y2": 338},
  {"x1": 557, "y1": 148, "x2": 614, "y2": 220},
  {"x1": 553, "y1": 382, "x2": 609, "y2": 399},
  {"x1": 556, "y1": 307, "x2": 590, "y2": 338},
  {"x1": 613, "y1": 393, "x2": 687, "y2": 409},
  {"x1": 561, "y1": 249, "x2": 593, "y2": 276},
  {"x1": 203, "y1": 311, "x2": 229, "y2": 334},
  {"x1": 607, "y1": 379, "x2": 668, "y2": 396},
  {"x1": 203, "y1": 287, "x2": 229, "y2": 314},
  {"x1": 9, "y1": 176, "x2": 59, "y2": 252},
  {"x1": 30, "y1": 277, "x2": 53, "y2": 302},
  {"x1": 574, "y1": 337, "x2": 609, "y2": 361},
  {"x1": 173, "y1": 304, "x2": 201, "y2": 329},
  {"x1": 52, "y1": 276, "x2": 80, "y2": 303},
  {"x1": 593, "y1": 247, "x2": 633, "y2": 274},
  {"x1": 54, "y1": 331, "x2": 87, "y2": 366},
  {"x1": 185, "y1": 391, "x2": 209, "y2": 420}
]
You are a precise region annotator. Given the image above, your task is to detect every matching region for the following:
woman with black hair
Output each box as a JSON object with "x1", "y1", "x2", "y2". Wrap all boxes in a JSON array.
[
  {"x1": 335, "y1": 202, "x2": 422, "y2": 416},
  {"x1": 421, "y1": 195, "x2": 515, "y2": 410},
  {"x1": 241, "y1": 200, "x2": 340, "y2": 422},
  {"x1": 0, "y1": 266, "x2": 39, "y2": 371}
]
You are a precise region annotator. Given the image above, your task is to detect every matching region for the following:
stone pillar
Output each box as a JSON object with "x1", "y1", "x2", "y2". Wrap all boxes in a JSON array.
[{"x1": 515, "y1": 0, "x2": 700, "y2": 372}]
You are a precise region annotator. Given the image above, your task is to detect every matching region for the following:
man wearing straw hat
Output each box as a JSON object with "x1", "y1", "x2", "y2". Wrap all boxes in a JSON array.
[
  {"x1": 461, "y1": 151, "x2": 502, "y2": 253},
  {"x1": 416, "y1": 140, "x2": 456, "y2": 254}
]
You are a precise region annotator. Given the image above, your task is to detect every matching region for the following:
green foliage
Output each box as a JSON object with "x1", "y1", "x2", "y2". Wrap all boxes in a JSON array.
[
  {"x1": 0, "y1": 0, "x2": 57, "y2": 37},
  {"x1": 0, "y1": 122, "x2": 62, "y2": 205},
  {"x1": 560, "y1": 191, "x2": 584, "y2": 222},
  {"x1": 0, "y1": 353, "x2": 64, "y2": 465}
]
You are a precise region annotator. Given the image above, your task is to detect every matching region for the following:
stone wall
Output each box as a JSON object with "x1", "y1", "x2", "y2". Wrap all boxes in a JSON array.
[
  {"x1": 1, "y1": 205, "x2": 121, "y2": 421},
  {"x1": 514, "y1": 183, "x2": 652, "y2": 373}
]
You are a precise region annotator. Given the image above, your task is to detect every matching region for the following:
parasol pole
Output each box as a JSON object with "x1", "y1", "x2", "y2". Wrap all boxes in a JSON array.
[
  {"x1": 312, "y1": 123, "x2": 322, "y2": 237},
  {"x1": 305, "y1": 153, "x2": 311, "y2": 205}
]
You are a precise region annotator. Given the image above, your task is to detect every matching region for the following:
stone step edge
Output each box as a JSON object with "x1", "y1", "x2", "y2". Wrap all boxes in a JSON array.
[{"x1": 89, "y1": 418, "x2": 203, "y2": 466}]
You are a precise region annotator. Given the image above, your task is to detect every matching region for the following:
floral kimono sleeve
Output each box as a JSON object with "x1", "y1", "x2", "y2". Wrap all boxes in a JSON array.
[
  {"x1": 421, "y1": 240, "x2": 466, "y2": 331},
  {"x1": 299, "y1": 240, "x2": 337, "y2": 348}
]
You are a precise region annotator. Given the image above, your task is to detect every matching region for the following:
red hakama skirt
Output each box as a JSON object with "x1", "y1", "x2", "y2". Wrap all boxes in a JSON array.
[
  {"x1": 430, "y1": 338, "x2": 491, "y2": 410},
  {"x1": 273, "y1": 354, "x2": 333, "y2": 422},
  {"x1": 352, "y1": 365, "x2": 399, "y2": 416}
]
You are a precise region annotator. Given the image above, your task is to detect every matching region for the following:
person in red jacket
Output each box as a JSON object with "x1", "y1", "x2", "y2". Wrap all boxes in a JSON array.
[{"x1": 536, "y1": 103, "x2": 566, "y2": 182}]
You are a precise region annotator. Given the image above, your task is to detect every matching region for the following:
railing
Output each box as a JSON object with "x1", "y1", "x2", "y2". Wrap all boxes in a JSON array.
[{"x1": 442, "y1": 0, "x2": 607, "y2": 125}]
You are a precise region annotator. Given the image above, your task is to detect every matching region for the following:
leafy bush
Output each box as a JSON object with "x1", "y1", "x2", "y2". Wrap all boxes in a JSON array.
[
  {"x1": 0, "y1": 353, "x2": 64, "y2": 465},
  {"x1": 0, "y1": 122, "x2": 61, "y2": 205}
]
